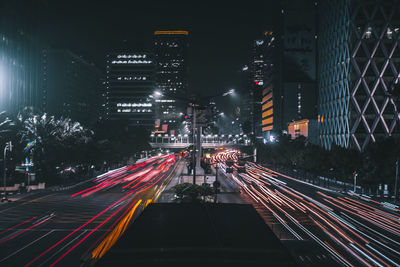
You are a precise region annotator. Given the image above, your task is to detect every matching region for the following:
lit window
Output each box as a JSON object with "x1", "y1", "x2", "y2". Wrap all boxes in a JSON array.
[{"x1": 365, "y1": 27, "x2": 372, "y2": 39}]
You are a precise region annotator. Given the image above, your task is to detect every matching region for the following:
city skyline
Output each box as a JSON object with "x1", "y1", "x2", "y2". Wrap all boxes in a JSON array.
[
  {"x1": 1, "y1": 1, "x2": 400, "y2": 267},
  {"x1": 19, "y1": 0, "x2": 278, "y2": 96}
]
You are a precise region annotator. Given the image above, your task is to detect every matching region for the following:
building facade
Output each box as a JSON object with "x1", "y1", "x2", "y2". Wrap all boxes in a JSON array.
[
  {"x1": 153, "y1": 31, "x2": 188, "y2": 133},
  {"x1": 239, "y1": 65, "x2": 254, "y2": 134},
  {"x1": 105, "y1": 53, "x2": 156, "y2": 128},
  {"x1": 0, "y1": 1, "x2": 46, "y2": 115},
  {"x1": 288, "y1": 119, "x2": 319, "y2": 144},
  {"x1": 318, "y1": 0, "x2": 400, "y2": 151},
  {"x1": 259, "y1": 0, "x2": 318, "y2": 142},
  {"x1": 44, "y1": 49, "x2": 102, "y2": 125},
  {"x1": 260, "y1": 30, "x2": 284, "y2": 141},
  {"x1": 281, "y1": 0, "x2": 318, "y2": 129}
]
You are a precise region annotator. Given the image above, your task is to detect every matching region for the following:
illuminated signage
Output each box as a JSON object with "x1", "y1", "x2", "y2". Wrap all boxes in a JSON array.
[
  {"x1": 111, "y1": 60, "x2": 152, "y2": 64},
  {"x1": 154, "y1": 31, "x2": 189, "y2": 35},
  {"x1": 116, "y1": 103, "x2": 152, "y2": 107}
]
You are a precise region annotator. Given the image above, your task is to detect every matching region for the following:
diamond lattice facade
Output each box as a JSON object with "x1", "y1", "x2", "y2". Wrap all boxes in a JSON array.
[{"x1": 318, "y1": 0, "x2": 400, "y2": 151}]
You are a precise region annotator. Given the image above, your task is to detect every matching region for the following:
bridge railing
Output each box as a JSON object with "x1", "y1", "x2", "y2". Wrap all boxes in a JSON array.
[{"x1": 149, "y1": 134, "x2": 252, "y2": 146}]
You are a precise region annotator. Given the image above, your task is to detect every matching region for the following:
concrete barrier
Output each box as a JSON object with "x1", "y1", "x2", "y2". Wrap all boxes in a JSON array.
[
  {"x1": 27, "y1": 182, "x2": 45, "y2": 192},
  {"x1": 0, "y1": 184, "x2": 20, "y2": 192}
]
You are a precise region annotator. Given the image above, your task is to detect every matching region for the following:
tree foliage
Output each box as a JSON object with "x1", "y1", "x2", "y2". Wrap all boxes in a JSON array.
[
  {"x1": 172, "y1": 182, "x2": 215, "y2": 202},
  {"x1": 256, "y1": 133, "x2": 400, "y2": 186},
  {"x1": 0, "y1": 107, "x2": 151, "y2": 185}
]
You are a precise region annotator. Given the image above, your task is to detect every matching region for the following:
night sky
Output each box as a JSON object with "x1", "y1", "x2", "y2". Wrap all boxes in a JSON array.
[{"x1": 29, "y1": 0, "x2": 278, "y2": 113}]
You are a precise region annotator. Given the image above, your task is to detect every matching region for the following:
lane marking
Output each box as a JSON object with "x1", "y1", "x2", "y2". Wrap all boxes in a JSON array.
[
  {"x1": 0, "y1": 230, "x2": 55, "y2": 263},
  {"x1": 38, "y1": 230, "x2": 88, "y2": 267}
]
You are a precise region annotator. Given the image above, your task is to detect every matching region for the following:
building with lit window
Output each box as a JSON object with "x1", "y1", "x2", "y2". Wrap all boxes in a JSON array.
[
  {"x1": 288, "y1": 119, "x2": 318, "y2": 144},
  {"x1": 153, "y1": 30, "x2": 188, "y2": 133},
  {"x1": 260, "y1": 30, "x2": 283, "y2": 141},
  {"x1": 251, "y1": 38, "x2": 267, "y2": 138},
  {"x1": 318, "y1": 0, "x2": 400, "y2": 151},
  {"x1": 259, "y1": 1, "x2": 318, "y2": 142},
  {"x1": 239, "y1": 65, "x2": 254, "y2": 134},
  {"x1": 281, "y1": 0, "x2": 318, "y2": 129},
  {"x1": 105, "y1": 53, "x2": 156, "y2": 128}
]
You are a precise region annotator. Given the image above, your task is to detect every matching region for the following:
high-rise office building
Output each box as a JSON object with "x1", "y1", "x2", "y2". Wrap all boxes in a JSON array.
[
  {"x1": 260, "y1": 31, "x2": 283, "y2": 141},
  {"x1": 44, "y1": 48, "x2": 102, "y2": 125},
  {"x1": 251, "y1": 38, "x2": 268, "y2": 138},
  {"x1": 239, "y1": 65, "x2": 254, "y2": 134},
  {"x1": 105, "y1": 52, "x2": 156, "y2": 128},
  {"x1": 318, "y1": 0, "x2": 400, "y2": 151},
  {"x1": 281, "y1": 0, "x2": 318, "y2": 127},
  {"x1": 153, "y1": 31, "x2": 188, "y2": 133},
  {"x1": 259, "y1": 1, "x2": 318, "y2": 142}
]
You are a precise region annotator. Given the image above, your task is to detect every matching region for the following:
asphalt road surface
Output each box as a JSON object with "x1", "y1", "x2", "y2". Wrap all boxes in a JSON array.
[
  {"x1": 213, "y1": 150, "x2": 400, "y2": 266},
  {"x1": 0, "y1": 154, "x2": 180, "y2": 267}
]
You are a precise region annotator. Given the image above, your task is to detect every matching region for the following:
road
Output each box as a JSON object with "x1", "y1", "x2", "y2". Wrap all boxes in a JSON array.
[
  {"x1": 0, "y1": 154, "x2": 180, "y2": 266},
  {"x1": 213, "y1": 150, "x2": 400, "y2": 266}
]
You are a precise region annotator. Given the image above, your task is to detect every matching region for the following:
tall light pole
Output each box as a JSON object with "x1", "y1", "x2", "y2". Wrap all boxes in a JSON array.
[
  {"x1": 353, "y1": 171, "x2": 358, "y2": 193},
  {"x1": 192, "y1": 103, "x2": 197, "y2": 185},
  {"x1": 2, "y1": 141, "x2": 12, "y2": 202},
  {"x1": 395, "y1": 159, "x2": 399, "y2": 203},
  {"x1": 150, "y1": 89, "x2": 235, "y2": 185}
]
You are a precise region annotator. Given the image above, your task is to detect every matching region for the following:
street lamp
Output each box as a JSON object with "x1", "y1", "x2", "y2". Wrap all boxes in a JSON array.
[
  {"x1": 2, "y1": 141, "x2": 12, "y2": 202},
  {"x1": 222, "y1": 89, "x2": 235, "y2": 96},
  {"x1": 152, "y1": 88, "x2": 234, "y2": 184},
  {"x1": 153, "y1": 90, "x2": 163, "y2": 97}
]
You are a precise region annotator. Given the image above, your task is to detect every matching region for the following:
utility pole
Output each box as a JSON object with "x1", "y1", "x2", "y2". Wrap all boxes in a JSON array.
[
  {"x1": 192, "y1": 104, "x2": 196, "y2": 185},
  {"x1": 2, "y1": 141, "x2": 12, "y2": 202},
  {"x1": 395, "y1": 158, "x2": 399, "y2": 203}
]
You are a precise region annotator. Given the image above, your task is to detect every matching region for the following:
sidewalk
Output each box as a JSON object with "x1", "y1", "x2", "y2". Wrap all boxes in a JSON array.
[{"x1": 0, "y1": 176, "x2": 93, "y2": 205}]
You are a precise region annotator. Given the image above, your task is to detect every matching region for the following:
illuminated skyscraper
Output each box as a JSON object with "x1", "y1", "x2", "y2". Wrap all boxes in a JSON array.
[
  {"x1": 153, "y1": 30, "x2": 188, "y2": 133},
  {"x1": 259, "y1": 30, "x2": 283, "y2": 140},
  {"x1": 105, "y1": 53, "x2": 156, "y2": 128}
]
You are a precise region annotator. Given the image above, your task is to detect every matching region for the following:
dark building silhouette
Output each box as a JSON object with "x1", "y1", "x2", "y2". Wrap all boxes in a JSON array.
[
  {"x1": 281, "y1": 0, "x2": 318, "y2": 129},
  {"x1": 44, "y1": 48, "x2": 102, "y2": 125}
]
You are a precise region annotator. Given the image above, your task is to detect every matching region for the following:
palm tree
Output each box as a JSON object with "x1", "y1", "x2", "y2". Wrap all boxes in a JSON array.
[{"x1": 17, "y1": 107, "x2": 93, "y2": 183}]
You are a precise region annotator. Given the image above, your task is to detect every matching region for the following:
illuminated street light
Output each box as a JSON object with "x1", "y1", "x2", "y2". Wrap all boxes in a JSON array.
[
  {"x1": 269, "y1": 135, "x2": 275, "y2": 142},
  {"x1": 154, "y1": 90, "x2": 163, "y2": 97},
  {"x1": 222, "y1": 88, "x2": 235, "y2": 96}
]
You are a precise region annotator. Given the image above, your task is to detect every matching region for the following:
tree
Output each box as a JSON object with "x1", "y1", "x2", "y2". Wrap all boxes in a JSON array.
[
  {"x1": 172, "y1": 182, "x2": 215, "y2": 202},
  {"x1": 16, "y1": 107, "x2": 93, "y2": 184}
]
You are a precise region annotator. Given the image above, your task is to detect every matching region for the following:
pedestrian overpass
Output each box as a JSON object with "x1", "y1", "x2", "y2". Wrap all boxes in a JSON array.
[{"x1": 149, "y1": 134, "x2": 252, "y2": 149}]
